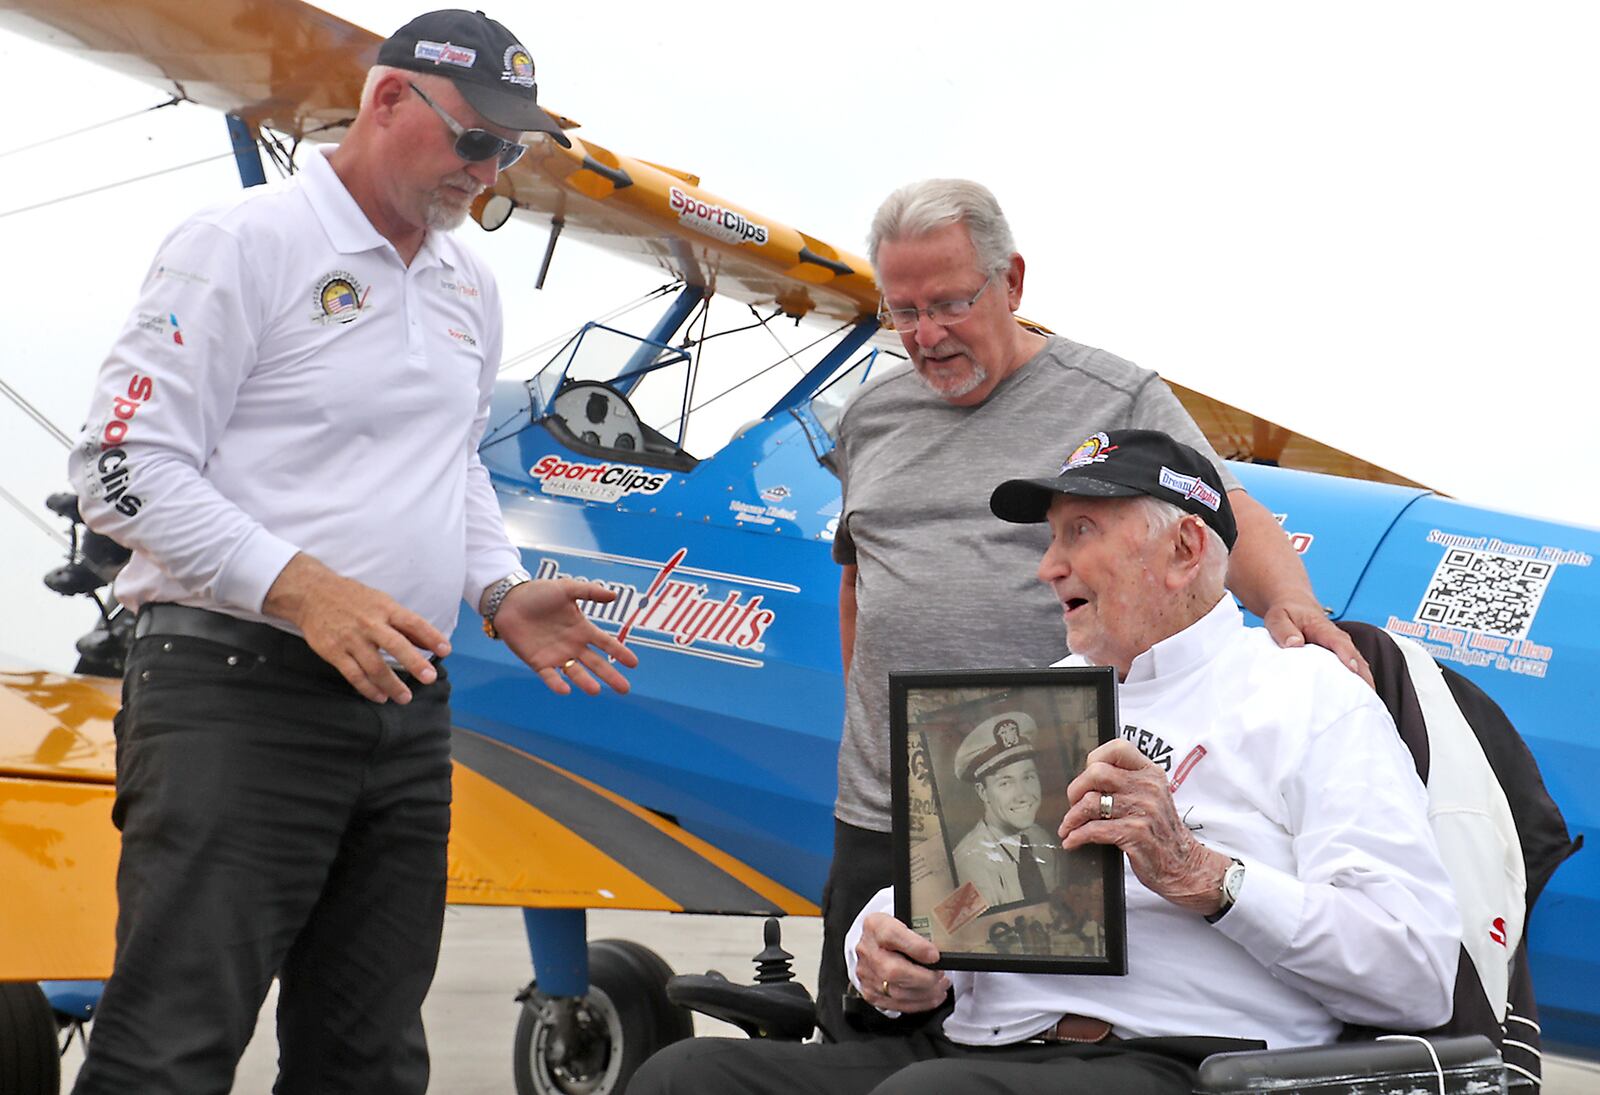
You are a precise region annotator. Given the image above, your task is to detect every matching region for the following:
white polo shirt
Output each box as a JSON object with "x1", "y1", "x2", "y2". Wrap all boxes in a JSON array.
[
  {"x1": 70, "y1": 148, "x2": 521, "y2": 636},
  {"x1": 847, "y1": 597, "x2": 1461, "y2": 1049}
]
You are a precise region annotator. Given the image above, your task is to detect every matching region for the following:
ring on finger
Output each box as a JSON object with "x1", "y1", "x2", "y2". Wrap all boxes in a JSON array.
[
  {"x1": 881, "y1": 979, "x2": 891, "y2": 997},
  {"x1": 560, "y1": 658, "x2": 577, "y2": 672},
  {"x1": 1099, "y1": 792, "x2": 1114, "y2": 821}
]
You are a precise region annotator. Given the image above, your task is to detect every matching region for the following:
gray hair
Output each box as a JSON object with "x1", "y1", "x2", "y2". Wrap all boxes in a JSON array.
[
  {"x1": 867, "y1": 179, "x2": 1017, "y2": 277},
  {"x1": 362, "y1": 64, "x2": 454, "y2": 109},
  {"x1": 1134, "y1": 496, "x2": 1230, "y2": 597}
]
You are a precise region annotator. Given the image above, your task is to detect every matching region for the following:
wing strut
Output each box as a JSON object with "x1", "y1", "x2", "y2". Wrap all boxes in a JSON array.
[{"x1": 225, "y1": 114, "x2": 266, "y2": 188}]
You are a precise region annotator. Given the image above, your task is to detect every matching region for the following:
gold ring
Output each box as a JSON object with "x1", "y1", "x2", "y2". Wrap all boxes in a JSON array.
[
  {"x1": 561, "y1": 658, "x2": 577, "y2": 671},
  {"x1": 1099, "y1": 792, "x2": 1114, "y2": 821},
  {"x1": 881, "y1": 979, "x2": 891, "y2": 996}
]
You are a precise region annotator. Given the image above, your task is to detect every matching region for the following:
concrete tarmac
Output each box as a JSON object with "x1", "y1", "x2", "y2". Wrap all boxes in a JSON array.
[{"x1": 57, "y1": 905, "x2": 1597, "y2": 1093}]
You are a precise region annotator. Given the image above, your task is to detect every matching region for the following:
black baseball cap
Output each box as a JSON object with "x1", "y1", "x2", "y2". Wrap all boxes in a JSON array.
[
  {"x1": 377, "y1": 9, "x2": 571, "y2": 146},
  {"x1": 989, "y1": 429, "x2": 1238, "y2": 549}
]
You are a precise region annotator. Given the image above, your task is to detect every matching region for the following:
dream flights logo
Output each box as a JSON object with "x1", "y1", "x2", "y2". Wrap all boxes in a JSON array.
[{"x1": 532, "y1": 548, "x2": 784, "y2": 667}]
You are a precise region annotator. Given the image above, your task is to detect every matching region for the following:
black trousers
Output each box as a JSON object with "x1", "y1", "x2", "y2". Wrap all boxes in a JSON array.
[
  {"x1": 72, "y1": 629, "x2": 453, "y2": 1095},
  {"x1": 818, "y1": 819, "x2": 898, "y2": 1042},
  {"x1": 630, "y1": 1027, "x2": 1258, "y2": 1095}
]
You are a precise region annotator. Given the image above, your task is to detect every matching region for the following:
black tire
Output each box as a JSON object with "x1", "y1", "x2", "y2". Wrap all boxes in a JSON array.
[
  {"x1": 0, "y1": 983, "x2": 59, "y2": 1095},
  {"x1": 513, "y1": 939, "x2": 693, "y2": 1095}
]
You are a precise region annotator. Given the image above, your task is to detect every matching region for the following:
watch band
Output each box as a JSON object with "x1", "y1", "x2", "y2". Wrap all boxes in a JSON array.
[{"x1": 480, "y1": 568, "x2": 532, "y2": 639}]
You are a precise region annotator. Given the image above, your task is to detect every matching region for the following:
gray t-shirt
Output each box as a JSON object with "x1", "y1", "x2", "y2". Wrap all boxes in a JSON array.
[{"x1": 831, "y1": 335, "x2": 1241, "y2": 831}]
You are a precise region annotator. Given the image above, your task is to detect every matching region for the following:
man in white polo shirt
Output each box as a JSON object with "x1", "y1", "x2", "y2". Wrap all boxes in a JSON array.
[
  {"x1": 631, "y1": 431, "x2": 1458, "y2": 1095},
  {"x1": 67, "y1": 11, "x2": 637, "y2": 1093}
]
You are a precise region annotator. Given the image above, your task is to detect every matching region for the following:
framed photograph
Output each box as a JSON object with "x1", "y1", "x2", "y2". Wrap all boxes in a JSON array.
[{"x1": 890, "y1": 666, "x2": 1125, "y2": 975}]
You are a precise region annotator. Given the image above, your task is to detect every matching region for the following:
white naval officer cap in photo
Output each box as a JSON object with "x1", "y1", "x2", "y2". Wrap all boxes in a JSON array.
[{"x1": 954, "y1": 710, "x2": 1038, "y2": 783}]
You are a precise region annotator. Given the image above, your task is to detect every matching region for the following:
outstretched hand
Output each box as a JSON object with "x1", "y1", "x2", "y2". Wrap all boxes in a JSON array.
[{"x1": 493, "y1": 578, "x2": 639, "y2": 695}]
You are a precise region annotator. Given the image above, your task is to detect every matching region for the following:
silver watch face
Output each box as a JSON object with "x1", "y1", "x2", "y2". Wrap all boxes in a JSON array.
[{"x1": 1223, "y1": 861, "x2": 1246, "y2": 904}]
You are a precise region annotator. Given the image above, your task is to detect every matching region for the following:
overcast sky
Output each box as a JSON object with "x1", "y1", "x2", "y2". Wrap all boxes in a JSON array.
[{"x1": 2, "y1": 0, "x2": 1596, "y2": 670}]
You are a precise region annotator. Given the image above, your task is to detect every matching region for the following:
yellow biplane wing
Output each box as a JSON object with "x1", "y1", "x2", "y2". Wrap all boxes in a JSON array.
[
  {"x1": 0, "y1": 0, "x2": 1425, "y2": 488},
  {"x1": 0, "y1": 669, "x2": 812, "y2": 982}
]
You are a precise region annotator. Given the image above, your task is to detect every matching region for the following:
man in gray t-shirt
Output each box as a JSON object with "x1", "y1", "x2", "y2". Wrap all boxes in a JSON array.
[{"x1": 816, "y1": 178, "x2": 1366, "y2": 1041}]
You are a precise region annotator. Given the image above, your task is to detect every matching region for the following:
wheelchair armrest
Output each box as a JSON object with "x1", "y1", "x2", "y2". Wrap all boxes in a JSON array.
[
  {"x1": 1195, "y1": 1034, "x2": 1504, "y2": 1093},
  {"x1": 665, "y1": 972, "x2": 816, "y2": 1042}
]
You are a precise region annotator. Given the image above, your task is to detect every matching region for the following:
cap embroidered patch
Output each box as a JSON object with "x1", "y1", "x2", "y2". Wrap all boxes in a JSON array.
[
  {"x1": 1062, "y1": 431, "x2": 1116, "y2": 472},
  {"x1": 1158, "y1": 466, "x2": 1222, "y2": 511},
  {"x1": 501, "y1": 46, "x2": 535, "y2": 87},
  {"x1": 414, "y1": 40, "x2": 476, "y2": 67}
]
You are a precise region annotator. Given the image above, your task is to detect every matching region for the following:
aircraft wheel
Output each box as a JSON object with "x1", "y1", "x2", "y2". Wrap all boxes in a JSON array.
[
  {"x1": 0, "y1": 982, "x2": 60, "y2": 1095},
  {"x1": 513, "y1": 939, "x2": 693, "y2": 1095}
]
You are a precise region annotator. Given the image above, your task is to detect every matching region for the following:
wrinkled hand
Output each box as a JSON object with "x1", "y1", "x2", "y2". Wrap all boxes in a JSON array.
[
  {"x1": 1060, "y1": 740, "x2": 1229, "y2": 915},
  {"x1": 1262, "y1": 596, "x2": 1373, "y2": 688},
  {"x1": 853, "y1": 912, "x2": 950, "y2": 1015},
  {"x1": 264, "y1": 552, "x2": 448, "y2": 704},
  {"x1": 493, "y1": 579, "x2": 640, "y2": 696}
]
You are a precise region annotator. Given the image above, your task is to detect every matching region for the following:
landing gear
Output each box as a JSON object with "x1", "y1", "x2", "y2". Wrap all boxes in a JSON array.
[
  {"x1": 0, "y1": 982, "x2": 60, "y2": 1095},
  {"x1": 513, "y1": 939, "x2": 692, "y2": 1095}
]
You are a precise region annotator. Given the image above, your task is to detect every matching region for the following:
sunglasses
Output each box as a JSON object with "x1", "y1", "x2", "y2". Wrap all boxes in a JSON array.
[{"x1": 409, "y1": 82, "x2": 526, "y2": 170}]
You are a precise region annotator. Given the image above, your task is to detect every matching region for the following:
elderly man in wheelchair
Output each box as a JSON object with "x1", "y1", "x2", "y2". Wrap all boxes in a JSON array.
[{"x1": 637, "y1": 428, "x2": 1512, "y2": 1095}]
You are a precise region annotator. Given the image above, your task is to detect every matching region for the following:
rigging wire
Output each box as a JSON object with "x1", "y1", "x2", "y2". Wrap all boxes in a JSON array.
[
  {"x1": 750, "y1": 302, "x2": 809, "y2": 374},
  {"x1": 0, "y1": 150, "x2": 236, "y2": 221},
  {"x1": 497, "y1": 282, "x2": 682, "y2": 373},
  {"x1": 0, "y1": 378, "x2": 72, "y2": 449},
  {"x1": 0, "y1": 96, "x2": 183, "y2": 159},
  {"x1": 0, "y1": 481, "x2": 68, "y2": 548},
  {"x1": 653, "y1": 317, "x2": 852, "y2": 434}
]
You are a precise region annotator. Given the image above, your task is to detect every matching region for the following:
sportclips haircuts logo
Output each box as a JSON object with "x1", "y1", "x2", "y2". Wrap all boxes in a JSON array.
[
  {"x1": 533, "y1": 548, "x2": 786, "y2": 667},
  {"x1": 81, "y1": 374, "x2": 154, "y2": 517},
  {"x1": 668, "y1": 187, "x2": 769, "y2": 247},
  {"x1": 531, "y1": 456, "x2": 671, "y2": 503}
]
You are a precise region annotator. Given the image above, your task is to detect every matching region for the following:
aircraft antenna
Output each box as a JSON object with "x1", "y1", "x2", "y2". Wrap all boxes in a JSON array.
[{"x1": 0, "y1": 96, "x2": 182, "y2": 159}]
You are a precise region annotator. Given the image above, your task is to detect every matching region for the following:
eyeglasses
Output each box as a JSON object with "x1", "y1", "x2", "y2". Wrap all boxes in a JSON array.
[
  {"x1": 409, "y1": 82, "x2": 526, "y2": 170},
  {"x1": 877, "y1": 274, "x2": 994, "y2": 332}
]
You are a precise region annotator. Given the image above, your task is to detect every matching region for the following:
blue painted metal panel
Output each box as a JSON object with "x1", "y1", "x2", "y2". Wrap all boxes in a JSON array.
[
  {"x1": 1346, "y1": 495, "x2": 1599, "y2": 1056},
  {"x1": 453, "y1": 312, "x2": 1598, "y2": 1055},
  {"x1": 1227, "y1": 462, "x2": 1428, "y2": 619}
]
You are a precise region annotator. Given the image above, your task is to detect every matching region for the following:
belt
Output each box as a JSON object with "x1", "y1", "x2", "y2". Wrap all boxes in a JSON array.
[
  {"x1": 132, "y1": 603, "x2": 439, "y2": 688},
  {"x1": 1032, "y1": 1013, "x2": 1116, "y2": 1044}
]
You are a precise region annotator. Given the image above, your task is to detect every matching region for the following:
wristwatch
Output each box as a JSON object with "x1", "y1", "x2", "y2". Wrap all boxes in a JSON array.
[
  {"x1": 480, "y1": 568, "x2": 532, "y2": 639},
  {"x1": 1205, "y1": 858, "x2": 1246, "y2": 924}
]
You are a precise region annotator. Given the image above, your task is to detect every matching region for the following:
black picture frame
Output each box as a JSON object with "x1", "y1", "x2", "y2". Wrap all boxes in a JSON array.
[{"x1": 890, "y1": 666, "x2": 1126, "y2": 975}]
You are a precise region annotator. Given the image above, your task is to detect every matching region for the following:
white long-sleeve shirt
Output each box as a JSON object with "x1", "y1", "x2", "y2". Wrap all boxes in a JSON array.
[
  {"x1": 848, "y1": 597, "x2": 1461, "y2": 1049},
  {"x1": 69, "y1": 148, "x2": 520, "y2": 635}
]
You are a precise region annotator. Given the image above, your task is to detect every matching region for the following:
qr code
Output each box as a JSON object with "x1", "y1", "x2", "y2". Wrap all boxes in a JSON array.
[{"x1": 1416, "y1": 548, "x2": 1554, "y2": 639}]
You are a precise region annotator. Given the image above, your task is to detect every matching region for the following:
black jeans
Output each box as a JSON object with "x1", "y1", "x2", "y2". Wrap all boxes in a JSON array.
[
  {"x1": 631, "y1": 1026, "x2": 1256, "y2": 1095},
  {"x1": 818, "y1": 820, "x2": 898, "y2": 1042},
  {"x1": 73, "y1": 630, "x2": 453, "y2": 1095}
]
